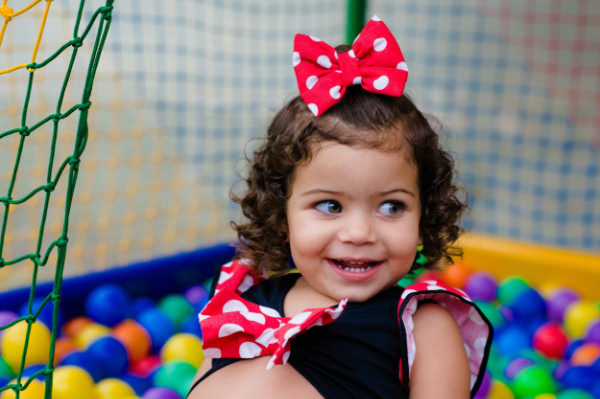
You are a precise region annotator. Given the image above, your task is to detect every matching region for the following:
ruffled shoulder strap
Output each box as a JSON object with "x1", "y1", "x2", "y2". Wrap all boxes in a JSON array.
[
  {"x1": 397, "y1": 280, "x2": 493, "y2": 397},
  {"x1": 212, "y1": 259, "x2": 266, "y2": 295}
]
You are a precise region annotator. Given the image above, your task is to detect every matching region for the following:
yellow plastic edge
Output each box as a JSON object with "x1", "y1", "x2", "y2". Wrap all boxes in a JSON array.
[{"x1": 457, "y1": 232, "x2": 600, "y2": 300}]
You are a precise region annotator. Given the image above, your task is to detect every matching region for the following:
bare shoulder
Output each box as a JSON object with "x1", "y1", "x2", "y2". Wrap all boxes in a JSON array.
[{"x1": 409, "y1": 302, "x2": 470, "y2": 399}]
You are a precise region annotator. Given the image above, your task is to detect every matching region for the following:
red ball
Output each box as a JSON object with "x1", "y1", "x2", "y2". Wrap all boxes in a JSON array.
[{"x1": 533, "y1": 322, "x2": 569, "y2": 360}]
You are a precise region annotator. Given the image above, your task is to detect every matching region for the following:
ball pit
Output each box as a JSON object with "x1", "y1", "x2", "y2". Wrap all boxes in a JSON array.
[{"x1": 1, "y1": 261, "x2": 599, "y2": 398}]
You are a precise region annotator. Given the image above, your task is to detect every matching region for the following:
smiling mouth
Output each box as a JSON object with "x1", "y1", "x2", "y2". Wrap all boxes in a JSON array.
[{"x1": 330, "y1": 259, "x2": 381, "y2": 273}]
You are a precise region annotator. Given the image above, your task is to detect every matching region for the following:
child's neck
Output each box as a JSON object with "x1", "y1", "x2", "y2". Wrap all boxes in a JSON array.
[{"x1": 284, "y1": 276, "x2": 339, "y2": 317}]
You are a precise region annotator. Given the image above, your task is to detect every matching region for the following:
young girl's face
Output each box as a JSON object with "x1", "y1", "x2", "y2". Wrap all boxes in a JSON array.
[{"x1": 286, "y1": 139, "x2": 421, "y2": 303}]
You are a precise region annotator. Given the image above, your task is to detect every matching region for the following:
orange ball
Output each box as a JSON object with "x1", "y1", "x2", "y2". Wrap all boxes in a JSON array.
[
  {"x1": 438, "y1": 262, "x2": 472, "y2": 289},
  {"x1": 61, "y1": 316, "x2": 93, "y2": 338},
  {"x1": 570, "y1": 342, "x2": 600, "y2": 366},
  {"x1": 53, "y1": 337, "x2": 78, "y2": 365},
  {"x1": 113, "y1": 319, "x2": 151, "y2": 363}
]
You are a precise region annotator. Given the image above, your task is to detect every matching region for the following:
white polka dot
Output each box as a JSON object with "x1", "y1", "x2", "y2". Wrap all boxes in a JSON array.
[
  {"x1": 238, "y1": 274, "x2": 254, "y2": 292},
  {"x1": 241, "y1": 311, "x2": 265, "y2": 324},
  {"x1": 329, "y1": 85, "x2": 341, "y2": 99},
  {"x1": 306, "y1": 75, "x2": 318, "y2": 90},
  {"x1": 397, "y1": 61, "x2": 408, "y2": 71},
  {"x1": 292, "y1": 51, "x2": 300, "y2": 67},
  {"x1": 373, "y1": 37, "x2": 387, "y2": 52},
  {"x1": 373, "y1": 75, "x2": 389, "y2": 90},
  {"x1": 284, "y1": 326, "x2": 301, "y2": 340},
  {"x1": 259, "y1": 306, "x2": 281, "y2": 318},
  {"x1": 352, "y1": 76, "x2": 362, "y2": 86},
  {"x1": 317, "y1": 55, "x2": 332, "y2": 68},
  {"x1": 307, "y1": 103, "x2": 318, "y2": 116},
  {"x1": 474, "y1": 337, "x2": 487, "y2": 354},
  {"x1": 290, "y1": 311, "x2": 312, "y2": 325},
  {"x1": 371, "y1": 15, "x2": 382, "y2": 21},
  {"x1": 424, "y1": 280, "x2": 438, "y2": 285},
  {"x1": 348, "y1": 49, "x2": 356, "y2": 58},
  {"x1": 217, "y1": 271, "x2": 232, "y2": 284},
  {"x1": 464, "y1": 343, "x2": 471, "y2": 358},
  {"x1": 198, "y1": 314, "x2": 209, "y2": 322},
  {"x1": 470, "y1": 373, "x2": 478, "y2": 388},
  {"x1": 309, "y1": 35, "x2": 321, "y2": 42},
  {"x1": 239, "y1": 342, "x2": 262, "y2": 358},
  {"x1": 282, "y1": 350, "x2": 291, "y2": 364},
  {"x1": 469, "y1": 307, "x2": 485, "y2": 326},
  {"x1": 203, "y1": 348, "x2": 221, "y2": 358},
  {"x1": 427, "y1": 285, "x2": 445, "y2": 291},
  {"x1": 223, "y1": 300, "x2": 247, "y2": 313},
  {"x1": 401, "y1": 289, "x2": 416, "y2": 299},
  {"x1": 219, "y1": 323, "x2": 244, "y2": 337},
  {"x1": 333, "y1": 51, "x2": 338, "y2": 59},
  {"x1": 255, "y1": 328, "x2": 276, "y2": 346},
  {"x1": 407, "y1": 316, "x2": 414, "y2": 330}
]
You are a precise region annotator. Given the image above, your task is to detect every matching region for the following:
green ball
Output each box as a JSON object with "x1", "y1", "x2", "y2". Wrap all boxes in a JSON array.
[
  {"x1": 153, "y1": 360, "x2": 197, "y2": 398},
  {"x1": 158, "y1": 294, "x2": 194, "y2": 329},
  {"x1": 556, "y1": 389, "x2": 594, "y2": 399},
  {"x1": 512, "y1": 365, "x2": 556, "y2": 398},
  {"x1": 475, "y1": 300, "x2": 506, "y2": 329},
  {"x1": 0, "y1": 356, "x2": 14, "y2": 379},
  {"x1": 497, "y1": 276, "x2": 530, "y2": 306}
]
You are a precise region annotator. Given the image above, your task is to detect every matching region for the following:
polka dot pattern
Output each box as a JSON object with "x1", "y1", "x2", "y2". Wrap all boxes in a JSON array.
[
  {"x1": 397, "y1": 280, "x2": 492, "y2": 394},
  {"x1": 198, "y1": 260, "x2": 347, "y2": 369},
  {"x1": 293, "y1": 16, "x2": 408, "y2": 116}
]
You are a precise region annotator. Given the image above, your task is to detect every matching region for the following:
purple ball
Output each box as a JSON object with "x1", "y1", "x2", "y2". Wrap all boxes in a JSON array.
[
  {"x1": 0, "y1": 311, "x2": 18, "y2": 339},
  {"x1": 142, "y1": 387, "x2": 182, "y2": 399},
  {"x1": 546, "y1": 288, "x2": 579, "y2": 323},
  {"x1": 464, "y1": 272, "x2": 498, "y2": 302},
  {"x1": 505, "y1": 358, "x2": 533, "y2": 379},
  {"x1": 183, "y1": 285, "x2": 209, "y2": 307},
  {"x1": 473, "y1": 371, "x2": 491, "y2": 398},
  {"x1": 585, "y1": 319, "x2": 600, "y2": 344}
]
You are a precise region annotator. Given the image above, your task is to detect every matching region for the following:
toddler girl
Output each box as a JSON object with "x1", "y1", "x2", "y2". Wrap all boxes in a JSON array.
[{"x1": 188, "y1": 16, "x2": 492, "y2": 399}]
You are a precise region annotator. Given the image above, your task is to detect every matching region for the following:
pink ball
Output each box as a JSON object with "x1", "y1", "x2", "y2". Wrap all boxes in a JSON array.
[{"x1": 533, "y1": 322, "x2": 570, "y2": 360}]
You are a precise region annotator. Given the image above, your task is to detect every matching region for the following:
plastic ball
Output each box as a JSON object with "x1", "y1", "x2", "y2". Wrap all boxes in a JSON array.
[
  {"x1": 180, "y1": 313, "x2": 203, "y2": 338},
  {"x1": 547, "y1": 288, "x2": 579, "y2": 323},
  {"x1": 584, "y1": 318, "x2": 600, "y2": 344},
  {"x1": 130, "y1": 355, "x2": 162, "y2": 378},
  {"x1": 142, "y1": 387, "x2": 182, "y2": 399},
  {"x1": 61, "y1": 316, "x2": 93, "y2": 338},
  {"x1": 512, "y1": 365, "x2": 556, "y2": 397},
  {"x1": 22, "y1": 363, "x2": 46, "y2": 381},
  {"x1": 85, "y1": 284, "x2": 130, "y2": 327},
  {"x1": 96, "y1": 378, "x2": 136, "y2": 399},
  {"x1": 158, "y1": 294, "x2": 194, "y2": 329},
  {"x1": 505, "y1": 357, "x2": 533, "y2": 379},
  {"x1": 556, "y1": 389, "x2": 594, "y2": 399},
  {"x1": 533, "y1": 322, "x2": 570, "y2": 360},
  {"x1": 86, "y1": 336, "x2": 129, "y2": 378},
  {"x1": 495, "y1": 326, "x2": 531, "y2": 357},
  {"x1": 0, "y1": 378, "x2": 45, "y2": 399},
  {"x1": 570, "y1": 343, "x2": 600, "y2": 366},
  {"x1": 498, "y1": 276, "x2": 530, "y2": 306},
  {"x1": 464, "y1": 272, "x2": 498, "y2": 302},
  {"x1": 130, "y1": 298, "x2": 156, "y2": 318},
  {"x1": 53, "y1": 337, "x2": 77, "y2": 365},
  {"x1": 18, "y1": 297, "x2": 64, "y2": 330},
  {"x1": 60, "y1": 350, "x2": 105, "y2": 382},
  {"x1": 120, "y1": 373, "x2": 154, "y2": 396},
  {"x1": 438, "y1": 262, "x2": 472, "y2": 289},
  {"x1": 487, "y1": 379, "x2": 514, "y2": 399},
  {"x1": 137, "y1": 308, "x2": 175, "y2": 351},
  {"x1": 0, "y1": 311, "x2": 18, "y2": 337},
  {"x1": 161, "y1": 333, "x2": 204, "y2": 368},
  {"x1": 113, "y1": 319, "x2": 151, "y2": 363},
  {"x1": 52, "y1": 365, "x2": 98, "y2": 399},
  {"x1": 73, "y1": 323, "x2": 111, "y2": 349},
  {"x1": 473, "y1": 371, "x2": 491, "y2": 398},
  {"x1": 184, "y1": 285, "x2": 209, "y2": 307},
  {"x1": 1, "y1": 321, "x2": 51, "y2": 371},
  {"x1": 510, "y1": 288, "x2": 547, "y2": 323},
  {"x1": 559, "y1": 365, "x2": 596, "y2": 391},
  {"x1": 565, "y1": 339, "x2": 585, "y2": 361},
  {"x1": 0, "y1": 356, "x2": 14, "y2": 380},
  {"x1": 564, "y1": 300, "x2": 600, "y2": 338},
  {"x1": 153, "y1": 360, "x2": 197, "y2": 398},
  {"x1": 535, "y1": 395, "x2": 556, "y2": 399}
]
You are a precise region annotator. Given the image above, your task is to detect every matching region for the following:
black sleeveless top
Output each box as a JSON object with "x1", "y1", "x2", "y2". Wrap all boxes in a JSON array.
[{"x1": 190, "y1": 273, "x2": 409, "y2": 398}]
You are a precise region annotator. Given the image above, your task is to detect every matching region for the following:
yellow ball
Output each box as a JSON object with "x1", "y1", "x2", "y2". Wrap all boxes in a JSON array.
[
  {"x1": 1, "y1": 321, "x2": 51, "y2": 372},
  {"x1": 96, "y1": 378, "x2": 136, "y2": 399},
  {"x1": 0, "y1": 379, "x2": 45, "y2": 399},
  {"x1": 52, "y1": 366, "x2": 98, "y2": 399},
  {"x1": 160, "y1": 333, "x2": 204, "y2": 368},
  {"x1": 487, "y1": 380, "x2": 514, "y2": 399},
  {"x1": 564, "y1": 300, "x2": 600, "y2": 338},
  {"x1": 534, "y1": 394, "x2": 557, "y2": 399},
  {"x1": 74, "y1": 323, "x2": 111, "y2": 349}
]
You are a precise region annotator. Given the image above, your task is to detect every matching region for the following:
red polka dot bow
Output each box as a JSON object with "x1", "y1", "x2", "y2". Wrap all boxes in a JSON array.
[{"x1": 293, "y1": 16, "x2": 408, "y2": 117}]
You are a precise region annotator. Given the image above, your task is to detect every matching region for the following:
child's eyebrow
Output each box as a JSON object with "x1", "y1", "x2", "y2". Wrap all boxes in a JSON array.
[
  {"x1": 299, "y1": 188, "x2": 417, "y2": 198},
  {"x1": 380, "y1": 188, "x2": 417, "y2": 198}
]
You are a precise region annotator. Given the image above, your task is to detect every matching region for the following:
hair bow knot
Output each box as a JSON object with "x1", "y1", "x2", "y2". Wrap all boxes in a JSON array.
[{"x1": 293, "y1": 16, "x2": 408, "y2": 117}]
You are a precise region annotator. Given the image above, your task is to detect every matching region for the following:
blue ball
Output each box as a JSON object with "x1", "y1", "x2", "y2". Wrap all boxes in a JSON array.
[
  {"x1": 510, "y1": 288, "x2": 547, "y2": 323},
  {"x1": 19, "y1": 297, "x2": 65, "y2": 330},
  {"x1": 85, "y1": 284, "x2": 130, "y2": 327},
  {"x1": 495, "y1": 326, "x2": 531, "y2": 357},
  {"x1": 180, "y1": 314, "x2": 202, "y2": 339},
  {"x1": 559, "y1": 365, "x2": 596, "y2": 391},
  {"x1": 22, "y1": 364, "x2": 46, "y2": 381},
  {"x1": 120, "y1": 373, "x2": 153, "y2": 396},
  {"x1": 130, "y1": 297, "x2": 156, "y2": 318},
  {"x1": 61, "y1": 350, "x2": 105, "y2": 381},
  {"x1": 86, "y1": 336, "x2": 129, "y2": 378},
  {"x1": 566, "y1": 339, "x2": 585, "y2": 361},
  {"x1": 136, "y1": 308, "x2": 175, "y2": 351},
  {"x1": 591, "y1": 381, "x2": 600, "y2": 399}
]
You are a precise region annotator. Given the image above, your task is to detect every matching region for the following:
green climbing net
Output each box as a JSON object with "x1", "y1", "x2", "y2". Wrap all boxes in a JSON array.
[{"x1": 0, "y1": 1, "x2": 114, "y2": 397}]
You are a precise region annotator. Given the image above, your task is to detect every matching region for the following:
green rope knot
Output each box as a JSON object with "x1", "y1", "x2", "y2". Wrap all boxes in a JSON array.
[
  {"x1": 57, "y1": 236, "x2": 69, "y2": 247},
  {"x1": 19, "y1": 128, "x2": 31, "y2": 137},
  {"x1": 72, "y1": 37, "x2": 83, "y2": 48},
  {"x1": 68, "y1": 157, "x2": 81, "y2": 166},
  {"x1": 44, "y1": 182, "x2": 56, "y2": 193},
  {"x1": 51, "y1": 292, "x2": 61, "y2": 303},
  {"x1": 100, "y1": 5, "x2": 113, "y2": 21}
]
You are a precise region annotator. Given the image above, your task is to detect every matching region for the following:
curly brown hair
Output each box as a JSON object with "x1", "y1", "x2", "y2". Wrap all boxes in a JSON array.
[{"x1": 232, "y1": 84, "x2": 466, "y2": 276}]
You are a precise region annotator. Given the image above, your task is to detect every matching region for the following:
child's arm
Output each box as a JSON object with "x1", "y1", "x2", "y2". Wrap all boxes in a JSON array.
[
  {"x1": 409, "y1": 302, "x2": 470, "y2": 398},
  {"x1": 187, "y1": 358, "x2": 212, "y2": 398}
]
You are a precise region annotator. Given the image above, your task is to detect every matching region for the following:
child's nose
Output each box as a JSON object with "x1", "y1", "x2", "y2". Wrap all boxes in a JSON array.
[{"x1": 337, "y1": 213, "x2": 376, "y2": 245}]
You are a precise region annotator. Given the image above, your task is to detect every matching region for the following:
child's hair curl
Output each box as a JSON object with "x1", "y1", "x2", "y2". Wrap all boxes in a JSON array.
[{"x1": 232, "y1": 47, "x2": 466, "y2": 275}]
